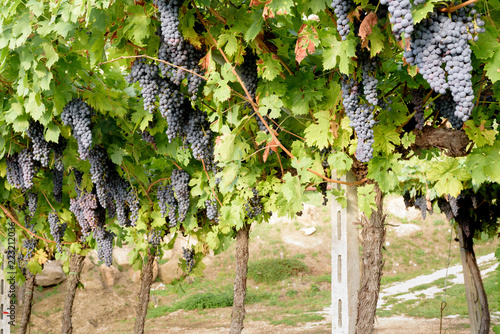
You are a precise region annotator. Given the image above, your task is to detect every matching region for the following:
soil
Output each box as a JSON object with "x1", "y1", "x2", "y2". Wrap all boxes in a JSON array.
[{"x1": 19, "y1": 200, "x2": 499, "y2": 334}]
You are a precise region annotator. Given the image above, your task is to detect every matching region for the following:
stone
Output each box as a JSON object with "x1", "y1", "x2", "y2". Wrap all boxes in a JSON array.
[
  {"x1": 35, "y1": 260, "x2": 66, "y2": 287},
  {"x1": 99, "y1": 264, "x2": 122, "y2": 288},
  {"x1": 158, "y1": 259, "x2": 182, "y2": 284},
  {"x1": 393, "y1": 223, "x2": 422, "y2": 237},
  {"x1": 112, "y1": 245, "x2": 133, "y2": 269},
  {"x1": 82, "y1": 254, "x2": 96, "y2": 274},
  {"x1": 386, "y1": 196, "x2": 422, "y2": 221}
]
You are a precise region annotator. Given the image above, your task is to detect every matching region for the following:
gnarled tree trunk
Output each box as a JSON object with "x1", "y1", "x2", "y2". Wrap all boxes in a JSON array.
[
  {"x1": 61, "y1": 253, "x2": 85, "y2": 334},
  {"x1": 229, "y1": 223, "x2": 251, "y2": 334},
  {"x1": 461, "y1": 225, "x2": 490, "y2": 333},
  {"x1": 134, "y1": 248, "x2": 155, "y2": 334},
  {"x1": 18, "y1": 272, "x2": 36, "y2": 334},
  {"x1": 355, "y1": 184, "x2": 385, "y2": 334}
]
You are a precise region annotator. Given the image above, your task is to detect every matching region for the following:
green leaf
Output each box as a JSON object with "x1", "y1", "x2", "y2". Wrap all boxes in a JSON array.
[
  {"x1": 485, "y1": 49, "x2": 500, "y2": 83},
  {"x1": 367, "y1": 25, "x2": 384, "y2": 57},
  {"x1": 45, "y1": 123, "x2": 61, "y2": 143},
  {"x1": 465, "y1": 141, "x2": 500, "y2": 185},
  {"x1": 42, "y1": 43, "x2": 59, "y2": 69},
  {"x1": 427, "y1": 158, "x2": 471, "y2": 196},
  {"x1": 401, "y1": 132, "x2": 416, "y2": 149},
  {"x1": 367, "y1": 154, "x2": 402, "y2": 193},
  {"x1": 358, "y1": 184, "x2": 376, "y2": 219},
  {"x1": 257, "y1": 53, "x2": 282, "y2": 81},
  {"x1": 307, "y1": 0, "x2": 329, "y2": 13},
  {"x1": 304, "y1": 110, "x2": 333, "y2": 149},
  {"x1": 471, "y1": 25, "x2": 500, "y2": 60},
  {"x1": 12, "y1": 12, "x2": 31, "y2": 46},
  {"x1": 373, "y1": 125, "x2": 400, "y2": 154},
  {"x1": 258, "y1": 94, "x2": 283, "y2": 119},
  {"x1": 244, "y1": 11, "x2": 263, "y2": 42},
  {"x1": 26, "y1": 92, "x2": 46, "y2": 121},
  {"x1": 54, "y1": 21, "x2": 76, "y2": 38},
  {"x1": 464, "y1": 120, "x2": 497, "y2": 148},
  {"x1": 327, "y1": 151, "x2": 353, "y2": 174},
  {"x1": 322, "y1": 37, "x2": 356, "y2": 74},
  {"x1": 219, "y1": 163, "x2": 239, "y2": 194},
  {"x1": 412, "y1": 0, "x2": 440, "y2": 24},
  {"x1": 123, "y1": 5, "x2": 151, "y2": 44},
  {"x1": 281, "y1": 173, "x2": 303, "y2": 206},
  {"x1": 109, "y1": 145, "x2": 127, "y2": 165}
]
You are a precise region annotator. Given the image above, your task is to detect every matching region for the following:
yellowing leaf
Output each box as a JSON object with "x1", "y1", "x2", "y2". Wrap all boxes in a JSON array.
[{"x1": 427, "y1": 158, "x2": 471, "y2": 196}]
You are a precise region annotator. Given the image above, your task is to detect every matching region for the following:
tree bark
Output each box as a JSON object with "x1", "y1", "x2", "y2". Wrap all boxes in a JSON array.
[
  {"x1": 61, "y1": 253, "x2": 85, "y2": 334},
  {"x1": 18, "y1": 272, "x2": 36, "y2": 334},
  {"x1": 229, "y1": 223, "x2": 251, "y2": 334},
  {"x1": 461, "y1": 225, "x2": 490, "y2": 333},
  {"x1": 134, "y1": 248, "x2": 155, "y2": 334},
  {"x1": 355, "y1": 184, "x2": 385, "y2": 334}
]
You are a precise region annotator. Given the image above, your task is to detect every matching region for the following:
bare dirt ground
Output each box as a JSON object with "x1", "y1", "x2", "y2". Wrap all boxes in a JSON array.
[{"x1": 21, "y1": 199, "x2": 499, "y2": 334}]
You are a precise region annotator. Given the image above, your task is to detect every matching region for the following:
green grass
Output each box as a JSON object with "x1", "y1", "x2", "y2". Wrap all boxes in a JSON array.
[{"x1": 247, "y1": 258, "x2": 308, "y2": 284}]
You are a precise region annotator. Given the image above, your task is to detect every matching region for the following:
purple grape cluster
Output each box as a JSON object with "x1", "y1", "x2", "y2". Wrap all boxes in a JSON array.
[
  {"x1": 141, "y1": 129, "x2": 157, "y2": 148},
  {"x1": 360, "y1": 56, "x2": 379, "y2": 106},
  {"x1": 157, "y1": 184, "x2": 178, "y2": 226},
  {"x1": 341, "y1": 76, "x2": 375, "y2": 162},
  {"x1": 149, "y1": 229, "x2": 164, "y2": 248},
  {"x1": 435, "y1": 94, "x2": 463, "y2": 129},
  {"x1": 26, "y1": 121, "x2": 50, "y2": 167},
  {"x1": 404, "y1": 6, "x2": 485, "y2": 124},
  {"x1": 171, "y1": 169, "x2": 190, "y2": 224},
  {"x1": 94, "y1": 227, "x2": 115, "y2": 266},
  {"x1": 382, "y1": 0, "x2": 414, "y2": 41},
  {"x1": 6, "y1": 153, "x2": 25, "y2": 190},
  {"x1": 18, "y1": 148, "x2": 36, "y2": 190},
  {"x1": 25, "y1": 192, "x2": 38, "y2": 216},
  {"x1": 61, "y1": 98, "x2": 94, "y2": 160},
  {"x1": 48, "y1": 212, "x2": 67, "y2": 253},
  {"x1": 205, "y1": 199, "x2": 219, "y2": 221},
  {"x1": 126, "y1": 58, "x2": 159, "y2": 113},
  {"x1": 245, "y1": 188, "x2": 263, "y2": 219},
  {"x1": 331, "y1": 0, "x2": 353, "y2": 41},
  {"x1": 182, "y1": 246, "x2": 195, "y2": 273}
]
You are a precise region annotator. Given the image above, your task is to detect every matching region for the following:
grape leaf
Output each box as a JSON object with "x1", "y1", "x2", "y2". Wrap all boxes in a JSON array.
[
  {"x1": 484, "y1": 49, "x2": 500, "y2": 83},
  {"x1": 257, "y1": 53, "x2": 282, "y2": 81},
  {"x1": 465, "y1": 141, "x2": 500, "y2": 185},
  {"x1": 322, "y1": 36, "x2": 356, "y2": 74},
  {"x1": 426, "y1": 158, "x2": 471, "y2": 196},
  {"x1": 358, "y1": 184, "x2": 376, "y2": 218},
  {"x1": 373, "y1": 125, "x2": 400, "y2": 154},
  {"x1": 463, "y1": 120, "x2": 496, "y2": 148},
  {"x1": 304, "y1": 110, "x2": 333, "y2": 149}
]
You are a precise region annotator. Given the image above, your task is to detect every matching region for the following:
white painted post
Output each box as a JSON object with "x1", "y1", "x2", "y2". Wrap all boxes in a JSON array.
[
  {"x1": 1, "y1": 247, "x2": 12, "y2": 334},
  {"x1": 331, "y1": 171, "x2": 360, "y2": 334}
]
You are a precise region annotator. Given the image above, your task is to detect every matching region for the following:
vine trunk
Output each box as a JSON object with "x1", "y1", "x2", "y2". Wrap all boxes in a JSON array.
[
  {"x1": 461, "y1": 224, "x2": 490, "y2": 333},
  {"x1": 355, "y1": 184, "x2": 385, "y2": 334},
  {"x1": 61, "y1": 253, "x2": 85, "y2": 334},
  {"x1": 18, "y1": 272, "x2": 36, "y2": 334},
  {"x1": 229, "y1": 223, "x2": 251, "y2": 334},
  {"x1": 134, "y1": 248, "x2": 156, "y2": 334}
]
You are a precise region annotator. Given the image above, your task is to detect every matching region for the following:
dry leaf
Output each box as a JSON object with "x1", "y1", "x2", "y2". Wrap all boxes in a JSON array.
[
  {"x1": 359, "y1": 12, "x2": 378, "y2": 43},
  {"x1": 295, "y1": 24, "x2": 318, "y2": 64},
  {"x1": 200, "y1": 49, "x2": 212, "y2": 72},
  {"x1": 348, "y1": 7, "x2": 362, "y2": 22}
]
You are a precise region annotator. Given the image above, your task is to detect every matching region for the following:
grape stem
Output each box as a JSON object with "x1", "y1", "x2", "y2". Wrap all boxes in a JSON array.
[
  {"x1": 194, "y1": 3, "x2": 368, "y2": 187},
  {"x1": 439, "y1": 0, "x2": 479, "y2": 13},
  {"x1": 0, "y1": 203, "x2": 73, "y2": 245}
]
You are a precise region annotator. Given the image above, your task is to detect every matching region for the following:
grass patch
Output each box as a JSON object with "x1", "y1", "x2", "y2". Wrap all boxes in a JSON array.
[
  {"x1": 147, "y1": 288, "x2": 277, "y2": 319},
  {"x1": 248, "y1": 258, "x2": 308, "y2": 284}
]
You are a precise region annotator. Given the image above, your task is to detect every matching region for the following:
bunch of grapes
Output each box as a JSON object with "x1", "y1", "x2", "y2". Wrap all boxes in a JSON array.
[
  {"x1": 403, "y1": 6, "x2": 485, "y2": 125},
  {"x1": 205, "y1": 199, "x2": 219, "y2": 221},
  {"x1": 245, "y1": 188, "x2": 263, "y2": 219},
  {"x1": 360, "y1": 55, "x2": 379, "y2": 105},
  {"x1": 182, "y1": 246, "x2": 195, "y2": 273},
  {"x1": 341, "y1": 76, "x2": 376, "y2": 162},
  {"x1": 48, "y1": 213, "x2": 67, "y2": 253},
  {"x1": 435, "y1": 94, "x2": 463, "y2": 129},
  {"x1": 185, "y1": 108, "x2": 215, "y2": 169},
  {"x1": 157, "y1": 184, "x2": 178, "y2": 227},
  {"x1": 171, "y1": 169, "x2": 190, "y2": 225},
  {"x1": 22, "y1": 215, "x2": 37, "y2": 260},
  {"x1": 149, "y1": 229, "x2": 164, "y2": 248},
  {"x1": 25, "y1": 192, "x2": 38, "y2": 216},
  {"x1": 331, "y1": 0, "x2": 354, "y2": 40},
  {"x1": 26, "y1": 121, "x2": 51, "y2": 167},
  {"x1": 6, "y1": 154, "x2": 25, "y2": 190},
  {"x1": 157, "y1": 78, "x2": 186, "y2": 142},
  {"x1": 94, "y1": 227, "x2": 115, "y2": 267},
  {"x1": 414, "y1": 196, "x2": 427, "y2": 219},
  {"x1": 381, "y1": 0, "x2": 414, "y2": 41},
  {"x1": 126, "y1": 58, "x2": 159, "y2": 113},
  {"x1": 141, "y1": 130, "x2": 157, "y2": 148},
  {"x1": 61, "y1": 98, "x2": 94, "y2": 160},
  {"x1": 18, "y1": 148, "x2": 36, "y2": 190},
  {"x1": 157, "y1": 0, "x2": 204, "y2": 99}
]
